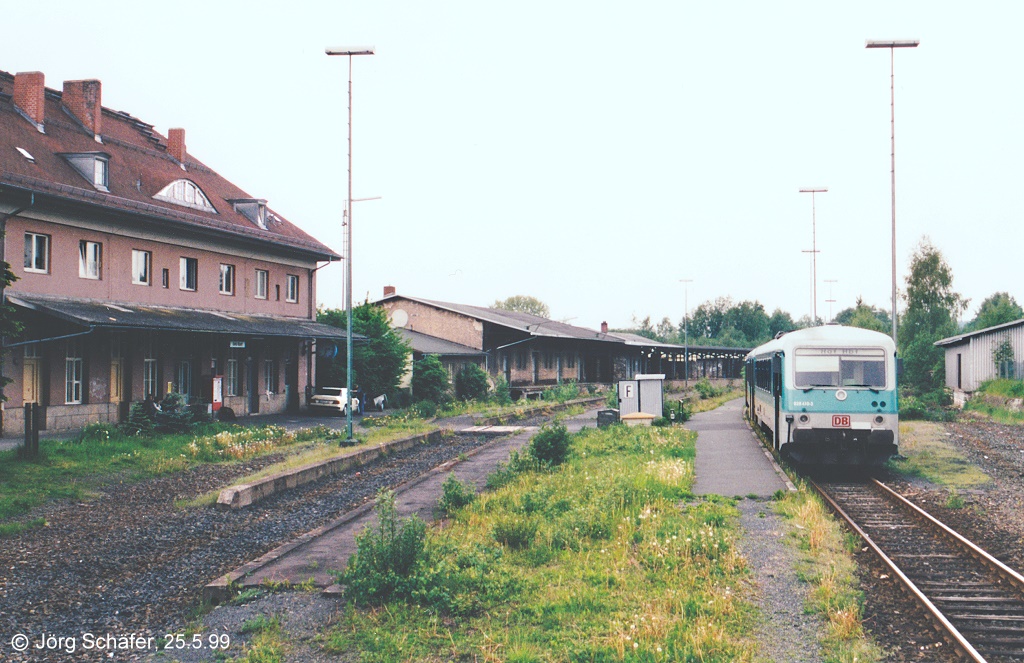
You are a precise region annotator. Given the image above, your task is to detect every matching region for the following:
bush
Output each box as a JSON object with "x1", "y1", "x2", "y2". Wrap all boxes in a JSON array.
[
  {"x1": 75, "y1": 421, "x2": 119, "y2": 443},
  {"x1": 411, "y1": 355, "x2": 451, "y2": 405},
  {"x1": 454, "y1": 364, "x2": 490, "y2": 401},
  {"x1": 338, "y1": 489, "x2": 427, "y2": 605},
  {"x1": 528, "y1": 422, "x2": 571, "y2": 466},
  {"x1": 412, "y1": 400, "x2": 439, "y2": 419},
  {"x1": 694, "y1": 378, "x2": 723, "y2": 400},
  {"x1": 900, "y1": 387, "x2": 955, "y2": 422},
  {"x1": 541, "y1": 380, "x2": 580, "y2": 403},
  {"x1": 491, "y1": 514, "x2": 537, "y2": 549},
  {"x1": 438, "y1": 474, "x2": 477, "y2": 515},
  {"x1": 491, "y1": 376, "x2": 512, "y2": 406},
  {"x1": 119, "y1": 402, "x2": 155, "y2": 437}
]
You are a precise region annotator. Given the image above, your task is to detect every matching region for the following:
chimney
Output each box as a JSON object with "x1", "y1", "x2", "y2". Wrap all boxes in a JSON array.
[
  {"x1": 601, "y1": 321, "x2": 608, "y2": 334},
  {"x1": 13, "y1": 71, "x2": 46, "y2": 130},
  {"x1": 167, "y1": 128, "x2": 186, "y2": 163},
  {"x1": 383, "y1": 285, "x2": 396, "y2": 297},
  {"x1": 62, "y1": 79, "x2": 102, "y2": 139}
]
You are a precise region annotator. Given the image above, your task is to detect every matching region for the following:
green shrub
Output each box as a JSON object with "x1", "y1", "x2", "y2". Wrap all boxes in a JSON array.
[
  {"x1": 454, "y1": 364, "x2": 490, "y2": 401},
  {"x1": 439, "y1": 474, "x2": 476, "y2": 515},
  {"x1": 485, "y1": 450, "x2": 537, "y2": 491},
  {"x1": 528, "y1": 422, "x2": 571, "y2": 466},
  {"x1": 541, "y1": 380, "x2": 580, "y2": 403},
  {"x1": 694, "y1": 378, "x2": 723, "y2": 399},
  {"x1": 75, "y1": 421, "x2": 120, "y2": 443},
  {"x1": 411, "y1": 355, "x2": 451, "y2": 405},
  {"x1": 491, "y1": 376, "x2": 512, "y2": 406},
  {"x1": 652, "y1": 416, "x2": 672, "y2": 427},
  {"x1": 491, "y1": 514, "x2": 537, "y2": 549},
  {"x1": 119, "y1": 402, "x2": 155, "y2": 437},
  {"x1": 605, "y1": 388, "x2": 619, "y2": 408},
  {"x1": 338, "y1": 489, "x2": 428, "y2": 605},
  {"x1": 412, "y1": 400, "x2": 439, "y2": 419}
]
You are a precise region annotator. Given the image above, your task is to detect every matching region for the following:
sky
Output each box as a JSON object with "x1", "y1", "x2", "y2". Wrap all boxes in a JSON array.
[{"x1": 4, "y1": 1, "x2": 1022, "y2": 332}]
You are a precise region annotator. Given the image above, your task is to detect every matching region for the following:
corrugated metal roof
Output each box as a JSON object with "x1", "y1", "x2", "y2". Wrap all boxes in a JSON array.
[
  {"x1": 8, "y1": 292, "x2": 358, "y2": 340},
  {"x1": 935, "y1": 318, "x2": 1024, "y2": 347}
]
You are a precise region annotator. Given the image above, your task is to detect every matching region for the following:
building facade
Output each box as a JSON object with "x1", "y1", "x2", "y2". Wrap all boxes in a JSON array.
[
  {"x1": 0, "y1": 69, "x2": 348, "y2": 434},
  {"x1": 936, "y1": 318, "x2": 1024, "y2": 401}
]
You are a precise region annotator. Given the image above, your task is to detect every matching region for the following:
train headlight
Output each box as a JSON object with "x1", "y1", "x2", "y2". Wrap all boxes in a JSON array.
[
  {"x1": 874, "y1": 415, "x2": 884, "y2": 425},
  {"x1": 799, "y1": 415, "x2": 809, "y2": 423}
]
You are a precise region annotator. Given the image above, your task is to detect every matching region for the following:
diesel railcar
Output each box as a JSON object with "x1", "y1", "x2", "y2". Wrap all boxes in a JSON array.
[{"x1": 745, "y1": 325, "x2": 899, "y2": 465}]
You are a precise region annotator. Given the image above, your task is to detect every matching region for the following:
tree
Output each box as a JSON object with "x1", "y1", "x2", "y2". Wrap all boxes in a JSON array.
[
  {"x1": 726, "y1": 300, "x2": 770, "y2": 346},
  {"x1": 690, "y1": 297, "x2": 732, "y2": 341},
  {"x1": 492, "y1": 295, "x2": 550, "y2": 318},
  {"x1": 411, "y1": 355, "x2": 451, "y2": 404},
  {"x1": 967, "y1": 292, "x2": 1023, "y2": 332},
  {"x1": 900, "y1": 238, "x2": 968, "y2": 393},
  {"x1": 454, "y1": 364, "x2": 490, "y2": 401},
  {"x1": 993, "y1": 336, "x2": 1016, "y2": 379},
  {"x1": 317, "y1": 304, "x2": 410, "y2": 398},
  {"x1": 655, "y1": 317, "x2": 677, "y2": 343},
  {"x1": 0, "y1": 252, "x2": 20, "y2": 402},
  {"x1": 835, "y1": 297, "x2": 890, "y2": 333},
  {"x1": 768, "y1": 308, "x2": 796, "y2": 339}
]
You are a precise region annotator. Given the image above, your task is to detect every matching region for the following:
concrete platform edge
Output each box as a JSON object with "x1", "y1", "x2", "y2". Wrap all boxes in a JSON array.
[{"x1": 203, "y1": 424, "x2": 542, "y2": 603}]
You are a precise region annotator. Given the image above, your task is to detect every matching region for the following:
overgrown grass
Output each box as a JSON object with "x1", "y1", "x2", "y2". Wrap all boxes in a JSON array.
[
  {"x1": 322, "y1": 425, "x2": 761, "y2": 661},
  {"x1": 775, "y1": 486, "x2": 884, "y2": 663},
  {"x1": 963, "y1": 378, "x2": 1024, "y2": 424},
  {"x1": 0, "y1": 423, "x2": 345, "y2": 525},
  {"x1": 885, "y1": 421, "x2": 991, "y2": 489},
  {"x1": 690, "y1": 388, "x2": 745, "y2": 415},
  {"x1": 234, "y1": 614, "x2": 286, "y2": 662}
]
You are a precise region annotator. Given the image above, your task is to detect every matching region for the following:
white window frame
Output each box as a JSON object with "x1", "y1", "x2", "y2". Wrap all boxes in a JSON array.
[
  {"x1": 132, "y1": 249, "x2": 152, "y2": 285},
  {"x1": 144, "y1": 358, "x2": 158, "y2": 398},
  {"x1": 179, "y1": 257, "x2": 198, "y2": 291},
  {"x1": 226, "y1": 358, "x2": 239, "y2": 396},
  {"x1": 264, "y1": 358, "x2": 277, "y2": 394},
  {"x1": 65, "y1": 339, "x2": 83, "y2": 404},
  {"x1": 219, "y1": 263, "x2": 235, "y2": 296},
  {"x1": 24, "y1": 232, "x2": 50, "y2": 273},
  {"x1": 177, "y1": 361, "x2": 192, "y2": 401},
  {"x1": 255, "y1": 269, "x2": 268, "y2": 300},
  {"x1": 79, "y1": 240, "x2": 102, "y2": 280},
  {"x1": 285, "y1": 274, "x2": 299, "y2": 303},
  {"x1": 93, "y1": 158, "x2": 108, "y2": 189}
]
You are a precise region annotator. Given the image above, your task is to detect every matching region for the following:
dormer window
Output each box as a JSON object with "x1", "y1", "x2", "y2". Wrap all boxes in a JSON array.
[
  {"x1": 227, "y1": 198, "x2": 269, "y2": 230},
  {"x1": 59, "y1": 152, "x2": 111, "y2": 192},
  {"x1": 154, "y1": 179, "x2": 217, "y2": 213}
]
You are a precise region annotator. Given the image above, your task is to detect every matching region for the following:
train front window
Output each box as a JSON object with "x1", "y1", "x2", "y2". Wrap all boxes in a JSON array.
[{"x1": 794, "y1": 348, "x2": 886, "y2": 389}]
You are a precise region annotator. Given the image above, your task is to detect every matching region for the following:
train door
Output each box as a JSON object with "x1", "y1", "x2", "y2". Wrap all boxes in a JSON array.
[{"x1": 772, "y1": 353, "x2": 782, "y2": 451}]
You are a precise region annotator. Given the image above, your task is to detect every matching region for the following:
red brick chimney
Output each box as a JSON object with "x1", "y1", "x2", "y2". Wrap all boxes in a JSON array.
[
  {"x1": 62, "y1": 79, "x2": 102, "y2": 138},
  {"x1": 167, "y1": 128, "x2": 186, "y2": 162},
  {"x1": 13, "y1": 71, "x2": 46, "y2": 129},
  {"x1": 601, "y1": 321, "x2": 608, "y2": 333},
  {"x1": 383, "y1": 285, "x2": 396, "y2": 297}
]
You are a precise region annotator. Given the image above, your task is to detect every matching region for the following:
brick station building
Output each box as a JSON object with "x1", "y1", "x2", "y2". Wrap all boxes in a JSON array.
[{"x1": 0, "y1": 69, "x2": 350, "y2": 435}]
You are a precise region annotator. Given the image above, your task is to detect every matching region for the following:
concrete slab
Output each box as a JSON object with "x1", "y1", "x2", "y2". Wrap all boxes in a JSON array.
[
  {"x1": 207, "y1": 409, "x2": 598, "y2": 596},
  {"x1": 690, "y1": 398, "x2": 794, "y2": 498}
]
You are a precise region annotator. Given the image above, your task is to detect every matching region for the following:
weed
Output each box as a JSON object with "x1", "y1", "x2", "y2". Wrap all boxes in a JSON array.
[
  {"x1": 438, "y1": 474, "x2": 476, "y2": 515},
  {"x1": 491, "y1": 514, "x2": 538, "y2": 549},
  {"x1": 945, "y1": 490, "x2": 966, "y2": 509},
  {"x1": 229, "y1": 588, "x2": 264, "y2": 606},
  {"x1": 336, "y1": 489, "x2": 427, "y2": 605},
  {"x1": 528, "y1": 422, "x2": 571, "y2": 466},
  {"x1": 240, "y1": 614, "x2": 281, "y2": 635}
]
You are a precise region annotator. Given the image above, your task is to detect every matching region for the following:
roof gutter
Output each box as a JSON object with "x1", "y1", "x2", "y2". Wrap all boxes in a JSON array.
[{"x1": 4, "y1": 326, "x2": 97, "y2": 349}]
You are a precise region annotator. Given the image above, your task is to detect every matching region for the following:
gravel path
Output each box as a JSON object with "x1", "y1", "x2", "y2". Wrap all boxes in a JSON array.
[
  {"x1": 737, "y1": 499, "x2": 823, "y2": 663},
  {"x1": 0, "y1": 423, "x2": 543, "y2": 662}
]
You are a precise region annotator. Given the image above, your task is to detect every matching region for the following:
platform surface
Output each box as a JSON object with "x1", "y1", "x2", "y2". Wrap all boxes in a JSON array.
[{"x1": 690, "y1": 398, "x2": 792, "y2": 498}]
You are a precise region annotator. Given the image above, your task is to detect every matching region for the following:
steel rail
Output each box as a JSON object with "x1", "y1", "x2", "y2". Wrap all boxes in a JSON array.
[
  {"x1": 810, "y1": 479, "x2": 987, "y2": 662},
  {"x1": 872, "y1": 479, "x2": 1024, "y2": 594}
]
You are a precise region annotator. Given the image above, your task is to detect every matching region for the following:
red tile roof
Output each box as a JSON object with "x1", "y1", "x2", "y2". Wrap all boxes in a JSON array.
[{"x1": 0, "y1": 70, "x2": 340, "y2": 260}]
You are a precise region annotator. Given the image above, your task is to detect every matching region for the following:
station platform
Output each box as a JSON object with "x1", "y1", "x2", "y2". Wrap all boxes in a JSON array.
[{"x1": 690, "y1": 398, "x2": 795, "y2": 498}]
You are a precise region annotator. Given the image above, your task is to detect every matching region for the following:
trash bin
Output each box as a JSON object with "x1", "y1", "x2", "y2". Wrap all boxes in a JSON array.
[{"x1": 597, "y1": 409, "x2": 620, "y2": 428}]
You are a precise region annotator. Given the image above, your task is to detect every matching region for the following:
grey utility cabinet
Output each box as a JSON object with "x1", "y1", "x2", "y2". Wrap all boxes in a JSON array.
[{"x1": 617, "y1": 373, "x2": 665, "y2": 418}]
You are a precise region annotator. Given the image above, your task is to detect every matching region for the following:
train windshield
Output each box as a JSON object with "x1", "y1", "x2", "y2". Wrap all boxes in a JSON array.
[{"x1": 793, "y1": 347, "x2": 887, "y2": 389}]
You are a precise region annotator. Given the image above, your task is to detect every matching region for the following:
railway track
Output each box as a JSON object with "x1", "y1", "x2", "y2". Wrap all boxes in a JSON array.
[{"x1": 812, "y1": 479, "x2": 1024, "y2": 662}]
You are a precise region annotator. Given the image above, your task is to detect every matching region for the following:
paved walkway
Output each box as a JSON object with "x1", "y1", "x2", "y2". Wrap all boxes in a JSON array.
[
  {"x1": 690, "y1": 398, "x2": 794, "y2": 498},
  {"x1": 236, "y1": 410, "x2": 597, "y2": 589}
]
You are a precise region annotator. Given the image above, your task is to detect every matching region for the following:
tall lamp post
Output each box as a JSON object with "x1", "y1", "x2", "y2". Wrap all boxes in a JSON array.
[
  {"x1": 866, "y1": 39, "x2": 918, "y2": 348},
  {"x1": 326, "y1": 45, "x2": 374, "y2": 441},
  {"x1": 679, "y1": 279, "x2": 692, "y2": 387},
  {"x1": 799, "y1": 187, "x2": 827, "y2": 323}
]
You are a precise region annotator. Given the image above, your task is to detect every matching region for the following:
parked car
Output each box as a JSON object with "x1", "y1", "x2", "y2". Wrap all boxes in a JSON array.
[{"x1": 309, "y1": 387, "x2": 360, "y2": 415}]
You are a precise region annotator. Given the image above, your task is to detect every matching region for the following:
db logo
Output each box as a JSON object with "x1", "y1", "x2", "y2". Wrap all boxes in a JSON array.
[{"x1": 832, "y1": 415, "x2": 851, "y2": 428}]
